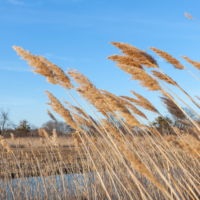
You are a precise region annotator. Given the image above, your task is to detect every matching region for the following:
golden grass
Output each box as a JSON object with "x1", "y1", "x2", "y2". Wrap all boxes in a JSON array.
[{"x1": 0, "y1": 42, "x2": 199, "y2": 199}]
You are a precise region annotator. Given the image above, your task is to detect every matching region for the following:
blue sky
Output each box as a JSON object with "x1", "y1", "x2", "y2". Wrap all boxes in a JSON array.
[{"x1": 0, "y1": 0, "x2": 200, "y2": 127}]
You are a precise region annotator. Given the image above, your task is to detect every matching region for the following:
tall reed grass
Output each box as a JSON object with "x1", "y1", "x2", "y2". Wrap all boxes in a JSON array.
[{"x1": 0, "y1": 42, "x2": 200, "y2": 199}]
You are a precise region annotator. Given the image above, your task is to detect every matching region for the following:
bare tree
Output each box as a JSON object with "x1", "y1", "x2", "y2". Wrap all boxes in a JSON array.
[
  {"x1": 42, "y1": 120, "x2": 72, "y2": 136},
  {"x1": 0, "y1": 109, "x2": 10, "y2": 135}
]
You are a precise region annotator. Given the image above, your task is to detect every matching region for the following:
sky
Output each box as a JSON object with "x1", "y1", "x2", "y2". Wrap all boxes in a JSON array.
[{"x1": 0, "y1": 0, "x2": 200, "y2": 128}]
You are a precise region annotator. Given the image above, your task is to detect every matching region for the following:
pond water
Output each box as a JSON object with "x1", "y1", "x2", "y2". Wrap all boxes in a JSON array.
[
  {"x1": 1, "y1": 171, "x2": 117, "y2": 200},
  {"x1": 1, "y1": 172, "x2": 96, "y2": 199}
]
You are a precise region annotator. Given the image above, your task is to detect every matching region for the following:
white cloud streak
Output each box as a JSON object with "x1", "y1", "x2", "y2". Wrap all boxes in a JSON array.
[
  {"x1": 0, "y1": 67, "x2": 30, "y2": 72},
  {"x1": 8, "y1": 0, "x2": 24, "y2": 5},
  {"x1": 44, "y1": 53, "x2": 74, "y2": 62},
  {"x1": 7, "y1": 0, "x2": 42, "y2": 6},
  {"x1": 0, "y1": 61, "x2": 30, "y2": 72}
]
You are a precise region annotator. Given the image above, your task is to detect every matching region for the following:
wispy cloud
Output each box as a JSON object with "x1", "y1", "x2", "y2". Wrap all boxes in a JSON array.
[
  {"x1": 7, "y1": 0, "x2": 42, "y2": 6},
  {"x1": 43, "y1": 53, "x2": 89, "y2": 63},
  {"x1": 0, "y1": 61, "x2": 30, "y2": 72},
  {"x1": 0, "y1": 67, "x2": 30, "y2": 72},
  {"x1": 8, "y1": 0, "x2": 24, "y2": 5},
  {"x1": 44, "y1": 53, "x2": 74, "y2": 62},
  {"x1": 69, "y1": 0, "x2": 83, "y2": 2},
  {"x1": 51, "y1": 0, "x2": 83, "y2": 2}
]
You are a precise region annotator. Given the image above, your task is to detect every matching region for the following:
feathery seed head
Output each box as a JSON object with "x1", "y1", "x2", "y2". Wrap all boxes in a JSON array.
[
  {"x1": 117, "y1": 65, "x2": 162, "y2": 91},
  {"x1": 40, "y1": 138, "x2": 45, "y2": 145},
  {"x1": 181, "y1": 56, "x2": 200, "y2": 71},
  {"x1": 13, "y1": 46, "x2": 73, "y2": 89},
  {"x1": 42, "y1": 129, "x2": 51, "y2": 141},
  {"x1": 38, "y1": 128, "x2": 44, "y2": 136},
  {"x1": 130, "y1": 91, "x2": 158, "y2": 114},
  {"x1": 51, "y1": 129, "x2": 59, "y2": 146},
  {"x1": 10, "y1": 133, "x2": 15, "y2": 140},
  {"x1": 25, "y1": 153, "x2": 29, "y2": 159},
  {"x1": 67, "y1": 68, "x2": 114, "y2": 117},
  {"x1": 110, "y1": 42, "x2": 159, "y2": 68},
  {"x1": 47, "y1": 109, "x2": 57, "y2": 121},
  {"x1": 160, "y1": 96, "x2": 186, "y2": 120},
  {"x1": 102, "y1": 92, "x2": 141, "y2": 127},
  {"x1": 0, "y1": 140, "x2": 12, "y2": 153},
  {"x1": 149, "y1": 47, "x2": 185, "y2": 70},
  {"x1": 119, "y1": 97, "x2": 147, "y2": 119},
  {"x1": 108, "y1": 55, "x2": 143, "y2": 69},
  {"x1": 185, "y1": 12, "x2": 193, "y2": 19},
  {"x1": 45, "y1": 90, "x2": 78, "y2": 130},
  {"x1": 151, "y1": 70, "x2": 177, "y2": 86}
]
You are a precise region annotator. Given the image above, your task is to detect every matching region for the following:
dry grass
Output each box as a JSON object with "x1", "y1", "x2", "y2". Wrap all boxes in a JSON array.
[
  {"x1": 0, "y1": 42, "x2": 200, "y2": 199},
  {"x1": 4, "y1": 136, "x2": 75, "y2": 148}
]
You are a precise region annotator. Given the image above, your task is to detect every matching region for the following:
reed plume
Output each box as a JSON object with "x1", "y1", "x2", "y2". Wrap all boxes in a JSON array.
[
  {"x1": 149, "y1": 47, "x2": 185, "y2": 70},
  {"x1": 71, "y1": 112, "x2": 96, "y2": 132},
  {"x1": 196, "y1": 96, "x2": 200, "y2": 101},
  {"x1": 102, "y1": 119, "x2": 123, "y2": 141},
  {"x1": 13, "y1": 46, "x2": 73, "y2": 89},
  {"x1": 64, "y1": 102, "x2": 88, "y2": 119},
  {"x1": 160, "y1": 96, "x2": 186, "y2": 120},
  {"x1": 10, "y1": 133, "x2": 15, "y2": 141},
  {"x1": 145, "y1": 125, "x2": 160, "y2": 136},
  {"x1": 40, "y1": 138, "x2": 45, "y2": 145},
  {"x1": 42, "y1": 129, "x2": 51, "y2": 141},
  {"x1": 110, "y1": 42, "x2": 159, "y2": 68},
  {"x1": 45, "y1": 90, "x2": 78, "y2": 129},
  {"x1": 119, "y1": 97, "x2": 147, "y2": 119},
  {"x1": 51, "y1": 129, "x2": 59, "y2": 146},
  {"x1": 101, "y1": 89, "x2": 147, "y2": 119},
  {"x1": 118, "y1": 143, "x2": 169, "y2": 194},
  {"x1": 181, "y1": 56, "x2": 200, "y2": 71},
  {"x1": 10, "y1": 41, "x2": 200, "y2": 200},
  {"x1": 67, "y1": 68, "x2": 114, "y2": 117},
  {"x1": 185, "y1": 12, "x2": 193, "y2": 19},
  {"x1": 108, "y1": 55, "x2": 143, "y2": 69},
  {"x1": 1, "y1": 140, "x2": 12, "y2": 153},
  {"x1": 117, "y1": 64, "x2": 162, "y2": 91},
  {"x1": 184, "y1": 12, "x2": 200, "y2": 27},
  {"x1": 127, "y1": 90, "x2": 159, "y2": 114},
  {"x1": 38, "y1": 128, "x2": 44, "y2": 136},
  {"x1": 102, "y1": 92, "x2": 140, "y2": 127},
  {"x1": 25, "y1": 152, "x2": 29, "y2": 159},
  {"x1": 47, "y1": 109, "x2": 57, "y2": 121},
  {"x1": 151, "y1": 70, "x2": 177, "y2": 85}
]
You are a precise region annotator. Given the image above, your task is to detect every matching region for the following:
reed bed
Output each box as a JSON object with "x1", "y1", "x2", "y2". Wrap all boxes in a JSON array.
[{"x1": 1, "y1": 42, "x2": 200, "y2": 199}]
